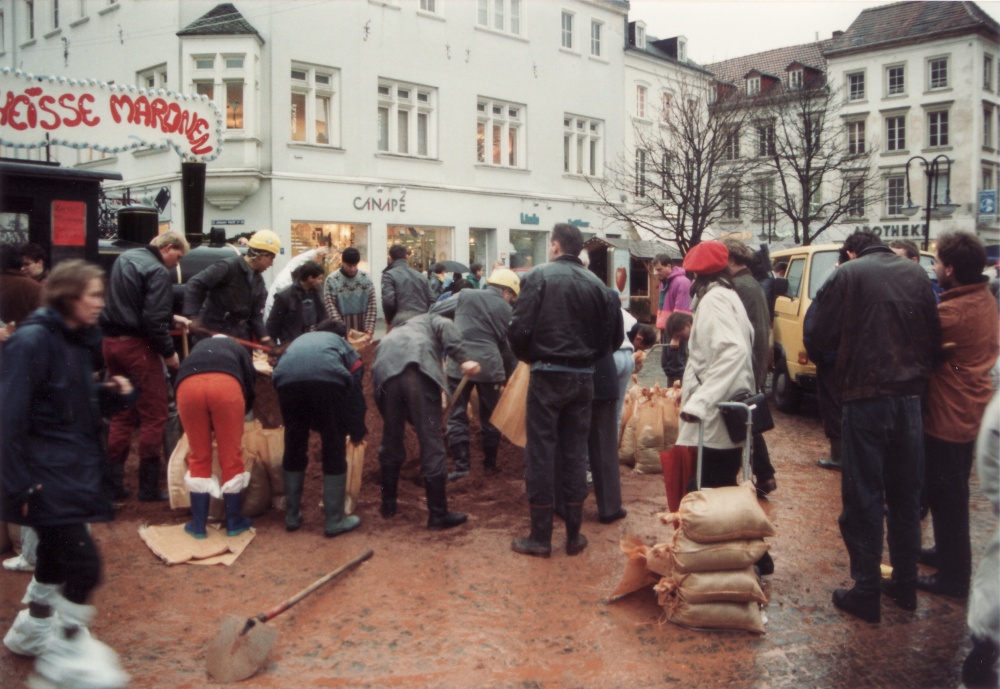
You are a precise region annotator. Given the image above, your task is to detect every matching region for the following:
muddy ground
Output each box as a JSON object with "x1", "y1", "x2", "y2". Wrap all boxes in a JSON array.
[{"x1": 0, "y1": 351, "x2": 993, "y2": 689}]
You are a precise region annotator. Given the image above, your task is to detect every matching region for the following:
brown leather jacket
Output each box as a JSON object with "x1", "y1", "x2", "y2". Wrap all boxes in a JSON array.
[{"x1": 924, "y1": 279, "x2": 1000, "y2": 443}]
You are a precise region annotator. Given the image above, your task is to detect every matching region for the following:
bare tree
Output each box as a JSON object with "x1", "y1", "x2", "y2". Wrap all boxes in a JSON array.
[
  {"x1": 589, "y1": 81, "x2": 760, "y2": 254},
  {"x1": 751, "y1": 78, "x2": 881, "y2": 245}
]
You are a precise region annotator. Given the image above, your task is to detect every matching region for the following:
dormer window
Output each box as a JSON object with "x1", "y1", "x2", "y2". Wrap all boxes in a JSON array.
[
  {"x1": 677, "y1": 38, "x2": 686, "y2": 62},
  {"x1": 635, "y1": 21, "x2": 646, "y2": 49},
  {"x1": 789, "y1": 70, "x2": 803, "y2": 90},
  {"x1": 746, "y1": 77, "x2": 760, "y2": 96}
]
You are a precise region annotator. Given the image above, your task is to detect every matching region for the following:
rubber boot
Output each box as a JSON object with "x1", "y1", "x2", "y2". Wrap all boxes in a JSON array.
[
  {"x1": 483, "y1": 444, "x2": 500, "y2": 475},
  {"x1": 184, "y1": 492, "x2": 210, "y2": 539},
  {"x1": 565, "y1": 502, "x2": 588, "y2": 556},
  {"x1": 137, "y1": 457, "x2": 168, "y2": 502},
  {"x1": 447, "y1": 442, "x2": 470, "y2": 481},
  {"x1": 108, "y1": 463, "x2": 130, "y2": 501},
  {"x1": 4, "y1": 579, "x2": 59, "y2": 658},
  {"x1": 323, "y1": 474, "x2": 361, "y2": 538},
  {"x1": 284, "y1": 471, "x2": 305, "y2": 532},
  {"x1": 223, "y1": 493, "x2": 253, "y2": 537},
  {"x1": 380, "y1": 464, "x2": 400, "y2": 518},
  {"x1": 425, "y1": 475, "x2": 467, "y2": 530},
  {"x1": 511, "y1": 504, "x2": 553, "y2": 558},
  {"x1": 34, "y1": 597, "x2": 129, "y2": 689}
]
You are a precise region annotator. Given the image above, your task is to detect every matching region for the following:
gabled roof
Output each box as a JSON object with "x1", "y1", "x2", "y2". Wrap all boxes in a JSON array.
[
  {"x1": 706, "y1": 40, "x2": 833, "y2": 87},
  {"x1": 177, "y1": 3, "x2": 263, "y2": 43},
  {"x1": 825, "y1": 1, "x2": 999, "y2": 56},
  {"x1": 743, "y1": 69, "x2": 781, "y2": 81}
]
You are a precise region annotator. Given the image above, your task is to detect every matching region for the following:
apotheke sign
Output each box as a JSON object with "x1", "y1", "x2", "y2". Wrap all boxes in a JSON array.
[{"x1": 853, "y1": 223, "x2": 926, "y2": 239}]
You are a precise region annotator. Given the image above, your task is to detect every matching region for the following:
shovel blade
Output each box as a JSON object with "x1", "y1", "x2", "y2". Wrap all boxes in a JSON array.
[{"x1": 205, "y1": 614, "x2": 279, "y2": 683}]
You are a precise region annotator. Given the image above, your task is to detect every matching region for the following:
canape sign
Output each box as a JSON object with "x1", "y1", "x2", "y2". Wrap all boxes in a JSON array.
[{"x1": 0, "y1": 68, "x2": 223, "y2": 161}]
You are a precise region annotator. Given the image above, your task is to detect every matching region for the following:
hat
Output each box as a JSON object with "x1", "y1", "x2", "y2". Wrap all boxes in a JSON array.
[{"x1": 682, "y1": 241, "x2": 729, "y2": 274}]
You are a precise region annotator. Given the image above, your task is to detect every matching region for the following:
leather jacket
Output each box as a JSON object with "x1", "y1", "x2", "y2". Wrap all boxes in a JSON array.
[
  {"x1": 812, "y1": 245, "x2": 940, "y2": 403},
  {"x1": 184, "y1": 255, "x2": 268, "y2": 341},
  {"x1": 100, "y1": 246, "x2": 176, "y2": 357},
  {"x1": 508, "y1": 255, "x2": 619, "y2": 368}
]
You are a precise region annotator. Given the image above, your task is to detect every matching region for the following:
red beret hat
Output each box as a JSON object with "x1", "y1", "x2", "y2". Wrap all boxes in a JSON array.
[{"x1": 682, "y1": 241, "x2": 729, "y2": 274}]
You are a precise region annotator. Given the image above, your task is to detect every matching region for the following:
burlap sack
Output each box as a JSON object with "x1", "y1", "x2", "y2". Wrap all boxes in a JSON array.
[
  {"x1": 241, "y1": 461, "x2": 272, "y2": 517},
  {"x1": 634, "y1": 399, "x2": 665, "y2": 474},
  {"x1": 492, "y1": 361, "x2": 529, "y2": 448},
  {"x1": 347, "y1": 329, "x2": 372, "y2": 352},
  {"x1": 661, "y1": 386, "x2": 681, "y2": 448},
  {"x1": 344, "y1": 440, "x2": 365, "y2": 515},
  {"x1": 610, "y1": 535, "x2": 658, "y2": 600},
  {"x1": 657, "y1": 581, "x2": 766, "y2": 634},
  {"x1": 618, "y1": 395, "x2": 639, "y2": 467},
  {"x1": 656, "y1": 568, "x2": 767, "y2": 605},
  {"x1": 650, "y1": 532, "x2": 770, "y2": 575},
  {"x1": 660, "y1": 483, "x2": 776, "y2": 544}
]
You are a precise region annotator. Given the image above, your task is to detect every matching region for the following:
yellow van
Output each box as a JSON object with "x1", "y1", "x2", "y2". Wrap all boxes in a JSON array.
[{"x1": 769, "y1": 243, "x2": 935, "y2": 412}]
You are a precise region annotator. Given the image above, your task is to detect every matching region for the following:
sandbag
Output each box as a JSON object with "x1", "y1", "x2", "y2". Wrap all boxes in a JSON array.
[
  {"x1": 618, "y1": 395, "x2": 639, "y2": 467},
  {"x1": 657, "y1": 581, "x2": 766, "y2": 634},
  {"x1": 661, "y1": 483, "x2": 776, "y2": 544},
  {"x1": 657, "y1": 568, "x2": 767, "y2": 605},
  {"x1": 610, "y1": 535, "x2": 658, "y2": 600},
  {"x1": 660, "y1": 386, "x2": 681, "y2": 448},
  {"x1": 492, "y1": 361, "x2": 529, "y2": 448},
  {"x1": 650, "y1": 532, "x2": 770, "y2": 575},
  {"x1": 347, "y1": 329, "x2": 372, "y2": 352},
  {"x1": 634, "y1": 399, "x2": 665, "y2": 474},
  {"x1": 345, "y1": 440, "x2": 365, "y2": 515},
  {"x1": 241, "y1": 460, "x2": 272, "y2": 517}
]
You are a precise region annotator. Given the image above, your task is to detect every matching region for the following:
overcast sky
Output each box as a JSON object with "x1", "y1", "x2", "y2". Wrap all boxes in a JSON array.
[{"x1": 628, "y1": 0, "x2": 1000, "y2": 65}]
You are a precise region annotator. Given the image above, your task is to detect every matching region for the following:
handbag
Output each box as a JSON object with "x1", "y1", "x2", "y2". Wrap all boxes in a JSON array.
[{"x1": 718, "y1": 390, "x2": 774, "y2": 443}]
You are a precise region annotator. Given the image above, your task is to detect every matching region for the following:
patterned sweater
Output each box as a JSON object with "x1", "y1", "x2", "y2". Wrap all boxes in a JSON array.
[{"x1": 323, "y1": 267, "x2": 377, "y2": 334}]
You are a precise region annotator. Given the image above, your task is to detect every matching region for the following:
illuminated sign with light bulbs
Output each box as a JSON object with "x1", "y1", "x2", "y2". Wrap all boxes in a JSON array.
[{"x1": 0, "y1": 68, "x2": 224, "y2": 161}]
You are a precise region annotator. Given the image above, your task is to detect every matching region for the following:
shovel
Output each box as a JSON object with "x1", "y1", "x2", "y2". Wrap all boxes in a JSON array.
[{"x1": 205, "y1": 549, "x2": 373, "y2": 683}]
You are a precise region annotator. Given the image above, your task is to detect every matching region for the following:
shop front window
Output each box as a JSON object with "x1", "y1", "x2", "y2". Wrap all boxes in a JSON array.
[
  {"x1": 470, "y1": 228, "x2": 495, "y2": 268},
  {"x1": 290, "y1": 221, "x2": 370, "y2": 273},
  {"x1": 387, "y1": 225, "x2": 453, "y2": 274},
  {"x1": 509, "y1": 229, "x2": 549, "y2": 271}
]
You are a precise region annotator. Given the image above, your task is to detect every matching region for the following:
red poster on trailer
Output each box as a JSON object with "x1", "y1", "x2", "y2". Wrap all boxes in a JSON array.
[{"x1": 52, "y1": 200, "x2": 87, "y2": 246}]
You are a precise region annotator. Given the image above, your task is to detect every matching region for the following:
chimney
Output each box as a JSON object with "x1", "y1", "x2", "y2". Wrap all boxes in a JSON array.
[{"x1": 832, "y1": 30, "x2": 844, "y2": 38}]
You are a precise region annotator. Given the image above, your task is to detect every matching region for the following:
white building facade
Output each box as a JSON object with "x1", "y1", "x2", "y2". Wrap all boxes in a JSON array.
[{"x1": 1, "y1": 0, "x2": 630, "y2": 284}]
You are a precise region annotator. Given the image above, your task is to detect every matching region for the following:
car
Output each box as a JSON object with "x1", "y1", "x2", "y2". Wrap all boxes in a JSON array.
[{"x1": 768, "y1": 242, "x2": 935, "y2": 413}]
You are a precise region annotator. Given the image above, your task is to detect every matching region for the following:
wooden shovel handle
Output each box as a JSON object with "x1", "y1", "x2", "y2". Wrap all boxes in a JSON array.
[
  {"x1": 442, "y1": 374, "x2": 470, "y2": 420},
  {"x1": 252, "y1": 549, "x2": 373, "y2": 627}
]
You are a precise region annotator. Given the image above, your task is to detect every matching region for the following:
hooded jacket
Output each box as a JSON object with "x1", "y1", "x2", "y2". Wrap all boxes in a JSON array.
[{"x1": 1, "y1": 308, "x2": 134, "y2": 526}]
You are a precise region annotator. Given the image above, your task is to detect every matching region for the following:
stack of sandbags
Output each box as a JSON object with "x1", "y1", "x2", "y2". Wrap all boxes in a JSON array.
[
  {"x1": 610, "y1": 483, "x2": 775, "y2": 634},
  {"x1": 618, "y1": 384, "x2": 680, "y2": 474}
]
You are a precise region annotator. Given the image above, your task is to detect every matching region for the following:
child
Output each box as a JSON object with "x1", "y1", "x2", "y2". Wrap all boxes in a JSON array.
[{"x1": 662, "y1": 311, "x2": 692, "y2": 387}]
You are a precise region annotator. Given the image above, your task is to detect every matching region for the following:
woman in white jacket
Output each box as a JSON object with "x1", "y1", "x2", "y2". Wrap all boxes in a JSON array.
[{"x1": 676, "y1": 241, "x2": 756, "y2": 487}]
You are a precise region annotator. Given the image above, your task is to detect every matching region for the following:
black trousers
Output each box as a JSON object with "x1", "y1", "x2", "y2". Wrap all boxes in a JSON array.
[
  {"x1": 924, "y1": 434, "x2": 976, "y2": 587},
  {"x1": 34, "y1": 523, "x2": 102, "y2": 605},
  {"x1": 588, "y1": 398, "x2": 623, "y2": 518},
  {"x1": 376, "y1": 366, "x2": 447, "y2": 479},
  {"x1": 277, "y1": 380, "x2": 348, "y2": 475},
  {"x1": 524, "y1": 372, "x2": 593, "y2": 506},
  {"x1": 445, "y1": 377, "x2": 502, "y2": 451}
]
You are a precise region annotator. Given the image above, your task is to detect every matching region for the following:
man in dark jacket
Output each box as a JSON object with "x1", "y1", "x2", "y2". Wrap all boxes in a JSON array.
[
  {"x1": 184, "y1": 229, "x2": 279, "y2": 345},
  {"x1": 266, "y1": 260, "x2": 327, "y2": 346},
  {"x1": 813, "y1": 230, "x2": 940, "y2": 623},
  {"x1": 381, "y1": 244, "x2": 432, "y2": 326},
  {"x1": 721, "y1": 237, "x2": 777, "y2": 496},
  {"x1": 507, "y1": 223, "x2": 619, "y2": 558},
  {"x1": 101, "y1": 230, "x2": 189, "y2": 502},
  {"x1": 372, "y1": 312, "x2": 480, "y2": 530},
  {"x1": 430, "y1": 268, "x2": 520, "y2": 479}
]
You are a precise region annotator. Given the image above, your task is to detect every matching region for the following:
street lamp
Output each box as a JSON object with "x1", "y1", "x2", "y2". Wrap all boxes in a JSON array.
[{"x1": 901, "y1": 154, "x2": 959, "y2": 250}]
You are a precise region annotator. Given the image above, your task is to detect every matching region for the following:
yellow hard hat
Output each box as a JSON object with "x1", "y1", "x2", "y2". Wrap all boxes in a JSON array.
[
  {"x1": 486, "y1": 268, "x2": 520, "y2": 296},
  {"x1": 248, "y1": 229, "x2": 281, "y2": 255}
]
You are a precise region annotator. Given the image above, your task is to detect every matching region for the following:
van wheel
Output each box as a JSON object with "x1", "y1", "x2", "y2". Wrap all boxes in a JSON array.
[{"x1": 772, "y1": 367, "x2": 801, "y2": 413}]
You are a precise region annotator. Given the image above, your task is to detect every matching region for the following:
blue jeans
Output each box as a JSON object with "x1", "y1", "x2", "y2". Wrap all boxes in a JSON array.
[{"x1": 839, "y1": 396, "x2": 924, "y2": 593}]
